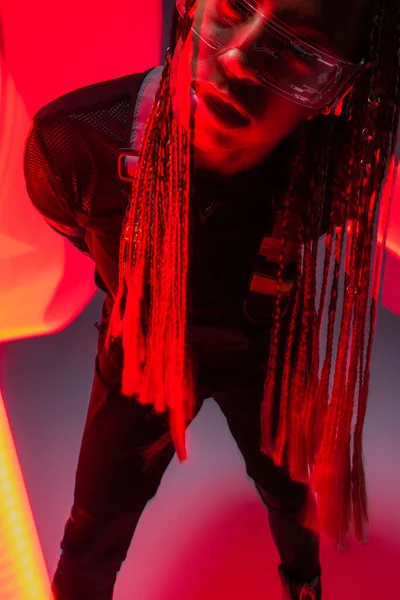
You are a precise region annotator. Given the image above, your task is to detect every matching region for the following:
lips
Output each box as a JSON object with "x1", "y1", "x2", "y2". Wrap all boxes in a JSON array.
[{"x1": 202, "y1": 93, "x2": 251, "y2": 127}]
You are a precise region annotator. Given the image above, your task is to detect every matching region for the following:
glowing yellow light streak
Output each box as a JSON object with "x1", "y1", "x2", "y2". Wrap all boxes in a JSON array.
[{"x1": 0, "y1": 387, "x2": 52, "y2": 600}]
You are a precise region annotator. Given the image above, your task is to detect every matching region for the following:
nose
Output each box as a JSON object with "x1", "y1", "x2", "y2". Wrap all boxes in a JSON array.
[
  {"x1": 219, "y1": 48, "x2": 261, "y2": 85},
  {"x1": 217, "y1": 7, "x2": 271, "y2": 86}
]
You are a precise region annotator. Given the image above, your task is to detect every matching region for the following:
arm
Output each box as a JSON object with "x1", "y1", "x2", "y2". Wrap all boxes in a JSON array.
[{"x1": 23, "y1": 120, "x2": 92, "y2": 258}]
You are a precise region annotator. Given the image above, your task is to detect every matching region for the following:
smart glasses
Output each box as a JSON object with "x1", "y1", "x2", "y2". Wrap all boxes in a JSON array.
[{"x1": 179, "y1": 0, "x2": 366, "y2": 110}]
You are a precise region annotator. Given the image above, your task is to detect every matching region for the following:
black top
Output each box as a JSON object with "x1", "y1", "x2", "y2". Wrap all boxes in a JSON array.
[{"x1": 23, "y1": 68, "x2": 287, "y2": 346}]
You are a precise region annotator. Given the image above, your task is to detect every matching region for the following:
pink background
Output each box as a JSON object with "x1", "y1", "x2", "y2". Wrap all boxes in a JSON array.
[{"x1": 1, "y1": 1, "x2": 400, "y2": 598}]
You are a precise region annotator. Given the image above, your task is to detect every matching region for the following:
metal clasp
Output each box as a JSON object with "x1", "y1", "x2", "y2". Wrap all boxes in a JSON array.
[{"x1": 118, "y1": 149, "x2": 139, "y2": 182}]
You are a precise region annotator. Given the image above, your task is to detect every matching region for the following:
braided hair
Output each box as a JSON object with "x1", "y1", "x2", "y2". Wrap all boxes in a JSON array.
[{"x1": 106, "y1": 0, "x2": 400, "y2": 548}]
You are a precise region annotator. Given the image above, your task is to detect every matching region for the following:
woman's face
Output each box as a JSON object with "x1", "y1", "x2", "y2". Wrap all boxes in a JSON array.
[{"x1": 170, "y1": 0, "x2": 368, "y2": 175}]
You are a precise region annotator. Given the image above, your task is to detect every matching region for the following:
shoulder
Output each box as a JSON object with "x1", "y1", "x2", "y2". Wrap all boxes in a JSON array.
[
  {"x1": 28, "y1": 68, "x2": 155, "y2": 170},
  {"x1": 33, "y1": 69, "x2": 153, "y2": 126},
  {"x1": 24, "y1": 68, "x2": 156, "y2": 215}
]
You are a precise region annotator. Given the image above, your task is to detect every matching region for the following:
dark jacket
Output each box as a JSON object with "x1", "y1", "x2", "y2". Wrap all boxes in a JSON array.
[{"x1": 23, "y1": 67, "x2": 300, "y2": 342}]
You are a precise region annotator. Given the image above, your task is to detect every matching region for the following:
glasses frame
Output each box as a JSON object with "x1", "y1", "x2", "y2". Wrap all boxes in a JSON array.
[{"x1": 177, "y1": 0, "x2": 367, "y2": 110}]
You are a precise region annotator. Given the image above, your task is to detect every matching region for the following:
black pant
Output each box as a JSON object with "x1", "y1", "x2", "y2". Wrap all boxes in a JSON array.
[{"x1": 51, "y1": 297, "x2": 320, "y2": 599}]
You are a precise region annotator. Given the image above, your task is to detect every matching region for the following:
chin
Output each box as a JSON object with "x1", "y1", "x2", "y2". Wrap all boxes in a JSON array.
[
  {"x1": 194, "y1": 119, "x2": 244, "y2": 150},
  {"x1": 193, "y1": 143, "x2": 256, "y2": 176}
]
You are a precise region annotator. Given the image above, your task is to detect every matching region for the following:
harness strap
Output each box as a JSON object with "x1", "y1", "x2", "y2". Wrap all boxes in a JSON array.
[{"x1": 118, "y1": 66, "x2": 164, "y2": 182}]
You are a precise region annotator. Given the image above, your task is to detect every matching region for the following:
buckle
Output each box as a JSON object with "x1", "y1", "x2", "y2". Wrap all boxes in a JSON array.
[{"x1": 118, "y1": 149, "x2": 139, "y2": 182}]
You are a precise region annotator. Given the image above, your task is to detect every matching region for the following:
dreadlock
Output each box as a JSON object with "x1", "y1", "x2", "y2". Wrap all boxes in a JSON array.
[
  {"x1": 261, "y1": 0, "x2": 400, "y2": 548},
  {"x1": 104, "y1": 0, "x2": 198, "y2": 460},
  {"x1": 106, "y1": 0, "x2": 400, "y2": 548}
]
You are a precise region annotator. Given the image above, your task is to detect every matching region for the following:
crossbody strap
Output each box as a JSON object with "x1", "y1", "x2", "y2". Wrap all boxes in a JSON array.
[{"x1": 118, "y1": 66, "x2": 164, "y2": 182}]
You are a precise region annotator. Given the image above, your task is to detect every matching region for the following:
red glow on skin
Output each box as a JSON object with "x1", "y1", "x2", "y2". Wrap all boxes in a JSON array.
[{"x1": 170, "y1": 0, "x2": 312, "y2": 176}]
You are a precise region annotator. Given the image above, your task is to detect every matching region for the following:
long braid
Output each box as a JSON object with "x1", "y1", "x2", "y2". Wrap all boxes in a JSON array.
[
  {"x1": 285, "y1": 236, "x2": 313, "y2": 478},
  {"x1": 260, "y1": 146, "x2": 303, "y2": 457},
  {"x1": 106, "y1": 0, "x2": 197, "y2": 460},
  {"x1": 261, "y1": 0, "x2": 400, "y2": 548},
  {"x1": 296, "y1": 0, "x2": 400, "y2": 547},
  {"x1": 271, "y1": 257, "x2": 303, "y2": 465},
  {"x1": 307, "y1": 95, "x2": 362, "y2": 459},
  {"x1": 302, "y1": 120, "x2": 334, "y2": 468},
  {"x1": 287, "y1": 117, "x2": 334, "y2": 477},
  {"x1": 352, "y1": 0, "x2": 400, "y2": 535}
]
